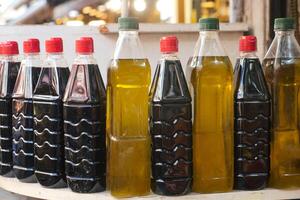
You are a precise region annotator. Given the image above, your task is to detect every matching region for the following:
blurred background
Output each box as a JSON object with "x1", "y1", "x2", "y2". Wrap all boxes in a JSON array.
[{"x1": 0, "y1": 0, "x2": 297, "y2": 40}]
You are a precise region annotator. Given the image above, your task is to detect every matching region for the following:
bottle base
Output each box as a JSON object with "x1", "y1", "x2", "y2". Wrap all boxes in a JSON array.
[
  {"x1": 67, "y1": 177, "x2": 105, "y2": 193},
  {"x1": 151, "y1": 178, "x2": 191, "y2": 196},
  {"x1": 234, "y1": 174, "x2": 268, "y2": 190}
]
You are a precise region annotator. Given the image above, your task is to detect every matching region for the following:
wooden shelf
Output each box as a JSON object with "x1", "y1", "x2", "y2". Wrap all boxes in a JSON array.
[{"x1": 0, "y1": 177, "x2": 300, "y2": 200}]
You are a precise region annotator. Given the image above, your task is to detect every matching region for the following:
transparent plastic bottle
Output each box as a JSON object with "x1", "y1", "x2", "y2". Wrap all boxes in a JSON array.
[
  {"x1": 234, "y1": 36, "x2": 271, "y2": 190},
  {"x1": 186, "y1": 18, "x2": 233, "y2": 193},
  {"x1": 149, "y1": 36, "x2": 192, "y2": 195},
  {"x1": 12, "y1": 38, "x2": 41, "y2": 182},
  {"x1": 33, "y1": 37, "x2": 69, "y2": 188},
  {"x1": 63, "y1": 37, "x2": 106, "y2": 193},
  {"x1": 0, "y1": 41, "x2": 21, "y2": 177},
  {"x1": 107, "y1": 17, "x2": 151, "y2": 198},
  {"x1": 263, "y1": 18, "x2": 300, "y2": 188}
]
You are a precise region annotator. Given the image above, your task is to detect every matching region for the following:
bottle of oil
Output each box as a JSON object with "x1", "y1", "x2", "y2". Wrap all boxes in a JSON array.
[
  {"x1": 107, "y1": 17, "x2": 151, "y2": 198},
  {"x1": 12, "y1": 38, "x2": 41, "y2": 182},
  {"x1": 186, "y1": 18, "x2": 234, "y2": 193},
  {"x1": 0, "y1": 41, "x2": 21, "y2": 177},
  {"x1": 63, "y1": 37, "x2": 106, "y2": 193},
  {"x1": 263, "y1": 18, "x2": 300, "y2": 188},
  {"x1": 234, "y1": 36, "x2": 271, "y2": 190},
  {"x1": 150, "y1": 36, "x2": 192, "y2": 195},
  {"x1": 33, "y1": 37, "x2": 69, "y2": 188}
]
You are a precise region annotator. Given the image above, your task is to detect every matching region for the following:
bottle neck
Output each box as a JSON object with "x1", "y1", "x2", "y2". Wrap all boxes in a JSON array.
[
  {"x1": 239, "y1": 51, "x2": 258, "y2": 58},
  {"x1": 3, "y1": 54, "x2": 19, "y2": 62},
  {"x1": 74, "y1": 53, "x2": 97, "y2": 65},
  {"x1": 45, "y1": 52, "x2": 68, "y2": 68},
  {"x1": 264, "y1": 29, "x2": 300, "y2": 59},
  {"x1": 199, "y1": 30, "x2": 219, "y2": 39},
  {"x1": 114, "y1": 30, "x2": 145, "y2": 59},
  {"x1": 275, "y1": 30, "x2": 295, "y2": 37},
  {"x1": 25, "y1": 52, "x2": 40, "y2": 59},
  {"x1": 161, "y1": 52, "x2": 179, "y2": 60},
  {"x1": 193, "y1": 30, "x2": 226, "y2": 57}
]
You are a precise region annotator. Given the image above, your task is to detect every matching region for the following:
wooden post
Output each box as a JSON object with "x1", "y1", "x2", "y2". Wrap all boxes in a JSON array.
[
  {"x1": 121, "y1": 0, "x2": 129, "y2": 17},
  {"x1": 229, "y1": 0, "x2": 243, "y2": 23}
]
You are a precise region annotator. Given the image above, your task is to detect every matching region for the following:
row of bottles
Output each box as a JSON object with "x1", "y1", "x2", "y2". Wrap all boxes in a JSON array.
[
  {"x1": 0, "y1": 37, "x2": 106, "y2": 193},
  {"x1": 0, "y1": 16, "x2": 299, "y2": 197}
]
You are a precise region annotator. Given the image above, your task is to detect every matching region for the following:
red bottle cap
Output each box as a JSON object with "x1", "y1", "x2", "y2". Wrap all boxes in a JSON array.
[
  {"x1": 0, "y1": 42, "x2": 3, "y2": 55},
  {"x1": 160, "y1": 36, "x2": 178, "y2": 53},
  {"x1": 3, "y1": 41, "x2": 19, "y2": 55},
  {"x1": 23, "y1": 38, "x2": 40, "y2": 53},
  {"x1": 239, "y1": 35, "x2": 257, "y2": 52},
  {"x1": 45, "y1": 37, "x2": 63, "y2": 53},
  {"x1": 76, "y1": 37, "x2": 94, "y2": 53}
]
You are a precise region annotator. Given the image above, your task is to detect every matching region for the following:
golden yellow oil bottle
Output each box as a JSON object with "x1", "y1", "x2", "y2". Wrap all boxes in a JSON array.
[
  {"x1": 263, "y1": 18, "x2": 300, "y2": 189},
  {"x1": 106, "y1": 17, "x2": 151, "y2": 197},
  {"x1": 187, "y1": 18, "x2": 234, "y2": 193}
]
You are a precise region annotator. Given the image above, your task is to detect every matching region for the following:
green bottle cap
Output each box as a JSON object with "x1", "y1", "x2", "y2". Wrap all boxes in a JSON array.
[
  {"x1": 118, "y1": 17, "x2": 139, "y2": 30},
  {"x1": 199, "y1": 18, "x2": 219, "y2": 30},
  {"x1": 274, "y1": 18, "x2": 295, "y2": 30}
]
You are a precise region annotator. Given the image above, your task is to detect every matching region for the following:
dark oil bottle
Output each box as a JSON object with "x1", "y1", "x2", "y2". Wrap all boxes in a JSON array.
[
  {"x1": 0, "y1": 41, "x2": 21, "y2": 177},
  {"x1": 149, "y1": 36, "x2": 192, "y2": 195},
  {"x1": 12, "y1": 38, "x2": 41, "y2": 182},
  {"x1": 33, "y1": 38, "x2": 69, "y2": 187},
  {"x1": 63, "y1": 37, "x2": 106, "y2": 193},
  {"x1": 234, "y1": 36, "x2": 271, "y2": 190}
]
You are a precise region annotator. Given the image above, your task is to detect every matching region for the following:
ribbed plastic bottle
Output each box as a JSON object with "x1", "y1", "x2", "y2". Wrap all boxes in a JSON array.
[
  {"x1": 107, "y1": 17, "x2": 151, "y2": 198},
  {"x1": 63, "y1": 37, "x2": 106, "y2": 193},
  {"x1": 149, "y1": 36, "x2": 192, "y2": 195},
  {"x1": 186, "y1": 18, "x2": 234, "y2": 193},
  {"x1": 12, "y1": 38, "x2": 41, "y2": 182},
  {"x1": 263, "y1": 18, "x2": 300, "y2": 188},
  {"x1": 234, "y1": 36, "x2": 271, "y2": 190},
  {"x1": 33, "y1": 37, "x2": 69, "y2": 187},
  {"x1": 0, "y1": 41, "x2": 21, "y2": 177}
]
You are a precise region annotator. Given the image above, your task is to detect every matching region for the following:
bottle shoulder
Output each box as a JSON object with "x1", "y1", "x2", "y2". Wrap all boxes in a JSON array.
[
  {"x1": 63, "y1": 64, "x2": 106, "y2": 104},
  {"x1": 150, "y1": 59, "x2": 191, "y2": 103},
  {"x1": 234, "y1": 58, "x2": 270, "y2": 100}
]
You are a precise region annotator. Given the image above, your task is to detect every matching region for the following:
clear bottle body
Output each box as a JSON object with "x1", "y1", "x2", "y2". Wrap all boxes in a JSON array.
[
  {"x1": 63, "y1": 53, "x2": 106, "y2": 193},
  {"x1": 149, "y1": 53, "x2": 192, "y2": 195},
  {"x1": 107, "y1": 30, "x2": 151, "y2": 197},
  {"x1": 0, "y1": 54, "x2": 20, "y2": 177},
  {"x1": 263, "y1": 30, "x2": 300, "y2": 188},
  {"x1": 12, "y1": 53, "x2": 41, "y2": 182},
  {"x1": 186, "y1": 30, "x2": 234, "y2": 193},
  {"x1": 33, "y1": 52, "x2": 69, "y2": 188},
  {"x1": 234, "y1": 51, "x2": 271, "y2": 190}
]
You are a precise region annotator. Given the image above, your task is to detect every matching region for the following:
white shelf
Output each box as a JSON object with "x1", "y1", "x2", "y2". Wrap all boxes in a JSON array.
[
  {"x1": 0, "y1": 177, "x2": 300, "y2": 200},
  {"x1": 99, "y1": 23, "x2": 248, "y2": 34}
]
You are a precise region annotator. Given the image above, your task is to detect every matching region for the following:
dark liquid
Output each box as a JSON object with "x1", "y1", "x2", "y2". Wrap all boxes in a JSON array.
[
  {"x1": 33, "y1": 67, "x2": 69, "y2": 187},
  {"x1": 150, "y1": 59, "x2": 192, "y2": 195},
  {"x1": 63, "y1": 64, "x2": 106, "y2": 193},
  {"x1": 0, "y1": 61, "x2": 20, "y2": 176},
  {"x1": 12, "y1": 66, "x2": 41, "y2": 182},
  {"x1": 234, "y1": 58, "x2": 271, "y2": 190}
]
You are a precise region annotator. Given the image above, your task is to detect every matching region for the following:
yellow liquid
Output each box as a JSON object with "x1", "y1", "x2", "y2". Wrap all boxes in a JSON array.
[
  {"x1": 106, "y1": 59, "x2": 151, "y2": 197},
  {"x1": 263, "y1": 58, "x2": 300, "y2": 188},
  {"x1": 189, "y1": 56, "x2": 234, "y2": 193}
]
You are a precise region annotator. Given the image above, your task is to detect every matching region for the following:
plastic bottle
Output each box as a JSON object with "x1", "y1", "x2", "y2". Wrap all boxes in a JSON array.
[
  {"x1": 33, "y1": 37, "x2": 69, "y2": 187},
  {"x1": 0, "y1": 41, "x2": 21, "y2": 177},
  {"x1": 107, "y1": 17, "x2": 151, "y2": 197},
  {"x1": 12, "y1": 38, "x2": 41, "y2": 182},
  {"x1": 263, "y1": 18, "x2": 300, "y2": 188},
  {"x1": 186, "y1": 18, "x2": 234, "y2": 193},
  {"x1": 234, "y1": 36, "x2": 271, "y2": 190},
  {"x1": 149, "y1": 36, "x2": 192, "y2": 195},
  {"x1": 63, "y1": 37, "x2": 106, "y2": 193}
]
